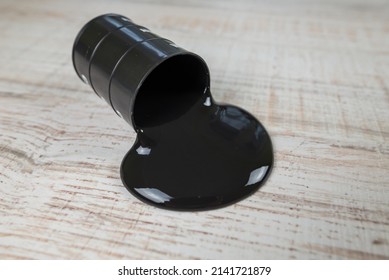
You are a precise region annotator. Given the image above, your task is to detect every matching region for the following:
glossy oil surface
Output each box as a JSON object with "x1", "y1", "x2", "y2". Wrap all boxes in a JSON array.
[{"x1": 121, "y1": 88, "x2": 273, "y2": 211}]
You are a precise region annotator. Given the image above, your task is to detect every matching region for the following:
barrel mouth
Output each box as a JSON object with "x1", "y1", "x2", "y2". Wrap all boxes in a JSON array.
[{"x1": 131, "y1": 53, "x2": 210, "y2": 129}]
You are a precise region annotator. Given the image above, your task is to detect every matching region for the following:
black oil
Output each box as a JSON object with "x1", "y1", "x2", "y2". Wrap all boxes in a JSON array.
[{"x1": 120, "y1": 56, "x2": 273, "y2": 211}]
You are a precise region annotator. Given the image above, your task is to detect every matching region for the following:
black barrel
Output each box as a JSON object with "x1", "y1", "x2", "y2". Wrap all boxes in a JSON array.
[{"x1": 72, "y1": 13, "x2": 209, "y2": 130}]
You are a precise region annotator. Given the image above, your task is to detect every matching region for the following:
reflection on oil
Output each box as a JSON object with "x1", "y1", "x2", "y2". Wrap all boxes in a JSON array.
[
  {"x1": 219, "y1": 106, "x2": 251, "y2": 130},
  {"x1": 203, "y1": 96, "x2": 211, "y2": 106},
  {"x1": 134, "y1": 188, "x2": 172, "y2": 203},
  {"x1": 136, "y1": 145, "x2": 151, "y2": 155},
  {"x1": 245, "y1": 166, "x2": 269, "y2": 186}
]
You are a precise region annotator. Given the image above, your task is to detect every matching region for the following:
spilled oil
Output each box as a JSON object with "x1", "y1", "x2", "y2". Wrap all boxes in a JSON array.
[
  {"x1": 121, "y1": 87, "x2": 273, "y2": 210},
  {"x1": 72, "y1": 14, "x2": 274, "y2": 211}
]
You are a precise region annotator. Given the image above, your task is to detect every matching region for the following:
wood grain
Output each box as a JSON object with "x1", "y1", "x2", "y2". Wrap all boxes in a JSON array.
[{"x1": 0, "y1": 0, "x2": 388, "y2": 259}]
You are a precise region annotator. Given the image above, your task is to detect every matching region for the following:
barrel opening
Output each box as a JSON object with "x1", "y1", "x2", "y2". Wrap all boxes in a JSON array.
[{"x1": 133, "y1": 54, "x2": 209, "y2": 128}]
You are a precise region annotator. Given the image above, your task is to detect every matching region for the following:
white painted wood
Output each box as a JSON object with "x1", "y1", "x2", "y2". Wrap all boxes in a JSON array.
[{"x1": 0, "y1": 0, "x2": 388, "y2": 259}]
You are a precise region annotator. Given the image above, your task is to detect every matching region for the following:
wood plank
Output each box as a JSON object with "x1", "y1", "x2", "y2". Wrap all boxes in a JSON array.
[{"x1": 0, "y1": 0, "x2": 388, "y2": 259}]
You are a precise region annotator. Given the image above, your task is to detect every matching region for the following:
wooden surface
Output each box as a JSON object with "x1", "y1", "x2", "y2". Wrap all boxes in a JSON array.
[{"x1": 0, "y1": 0, "x2": 388, "y2": 259}]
